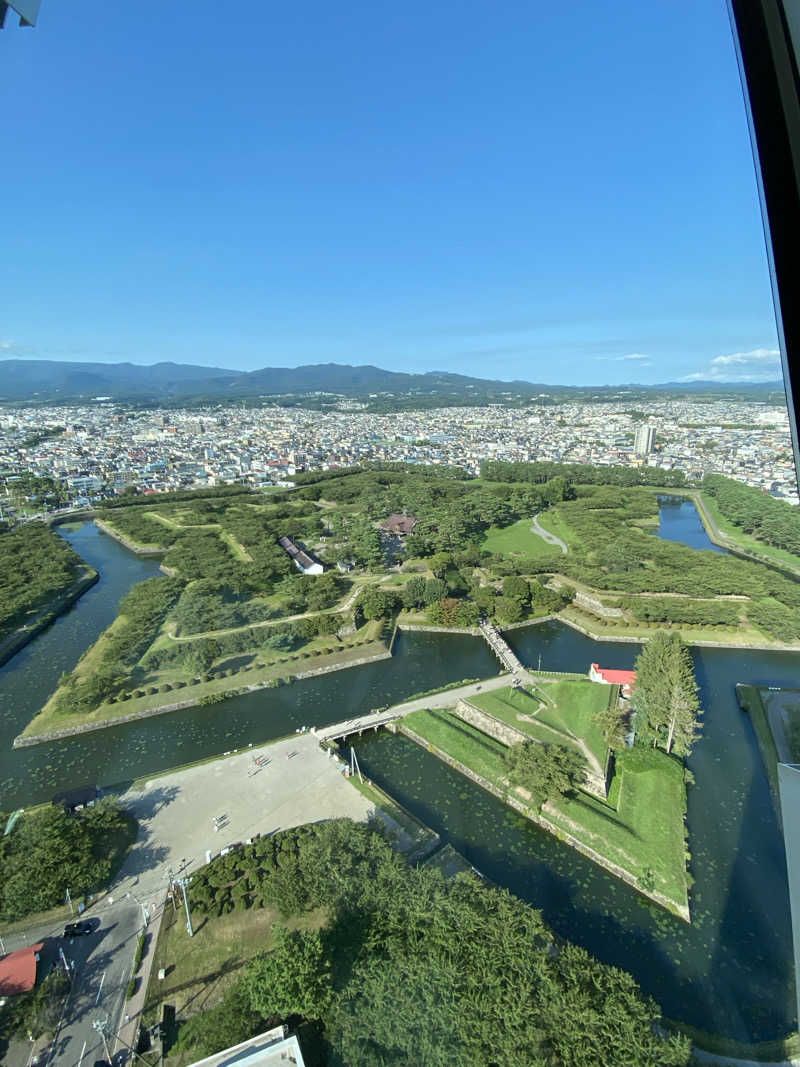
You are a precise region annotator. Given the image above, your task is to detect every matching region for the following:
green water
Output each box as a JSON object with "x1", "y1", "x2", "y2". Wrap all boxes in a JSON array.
[
  {"x1": 0, "y1": 520, "x2": 795, "y2": 1041},
  {"x1": 355, "y1": 623, "x2": 798, "y2": 1042}
]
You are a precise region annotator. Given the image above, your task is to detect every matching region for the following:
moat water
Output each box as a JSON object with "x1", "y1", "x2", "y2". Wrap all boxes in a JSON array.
[
  {"x1": 656, "y1": 494, "x2": 727, "y2": 554},
  {"x1": 0, "y1": 515, "x2": 794, "y2": 1041}
]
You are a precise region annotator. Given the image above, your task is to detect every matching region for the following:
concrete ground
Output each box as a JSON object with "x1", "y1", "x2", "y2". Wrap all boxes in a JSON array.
[{"x1": 113, "y1": 733, "x2": 374, "y2": 900}]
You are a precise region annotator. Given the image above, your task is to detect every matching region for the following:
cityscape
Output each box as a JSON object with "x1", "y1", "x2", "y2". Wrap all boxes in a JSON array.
[{"x1": 1, "y1": 395, "x2": 796, "y2": 511}]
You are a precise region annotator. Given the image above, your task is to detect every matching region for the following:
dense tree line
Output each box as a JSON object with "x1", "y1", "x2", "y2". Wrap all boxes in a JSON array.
[
  {"x1": 625, "y1": 597, "x2": 741, "y2": 627},
  {"x1": 481, "y1": 460, "x2": 687, "y2": 488},
  {"x1": 178, "y1": 819, "x2": 690, "y2": 1066},
  {"x1": 0, "y1": 800, "x2": 134, "y2": 920},
  {"x1": 52, "y1": 576, "x2": 184, "y2": 714},
  {"x1": 100, "y1": 485, "x2": 253, "y2": 508},
  {"x1": 172, "y1": 572, "x2": 346, "y2": 636},
  {"x1": 141, "y1": 610, "x2": 351, "y2": 675},
  {"x1": 703, "y1": 473, "x2": 800, "y2": 556},
  {"x1": 0, "y1": 522, "x2": 87, "y2": 641},
  {"x1": 520, "y1": 492, "x2": 800, "y2": 641}
]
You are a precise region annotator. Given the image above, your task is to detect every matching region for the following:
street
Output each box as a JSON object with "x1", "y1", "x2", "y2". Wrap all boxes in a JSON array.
[{"x1": 3, "y1": 900, "x2": 142, "y2": 1067}]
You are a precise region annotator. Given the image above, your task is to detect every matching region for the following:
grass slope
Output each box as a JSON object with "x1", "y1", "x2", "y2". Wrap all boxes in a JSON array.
[
  {"x1": 469, "y1": 681, "x2": 609, "y2": 767},
  {"x1": 403, "y1": 707, "x2": 688, "y2": 910},
  {"x1": 481, "y1": 518, "x2": 561, "y2": 558}
]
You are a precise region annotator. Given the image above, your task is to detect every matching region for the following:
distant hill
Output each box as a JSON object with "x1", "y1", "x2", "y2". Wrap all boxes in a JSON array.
[{"x1": 0, "y1": 359, "x2": 786, "y2": 407}]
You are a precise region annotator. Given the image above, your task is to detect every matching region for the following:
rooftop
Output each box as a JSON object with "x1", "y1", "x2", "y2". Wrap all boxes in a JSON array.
[{"x1": 188, "y1": 1026, "x2": 305, "y2": 1067}]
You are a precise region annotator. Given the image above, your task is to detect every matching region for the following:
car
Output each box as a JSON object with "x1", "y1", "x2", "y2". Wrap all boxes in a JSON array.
[{"x1": 63, "y1": 921, "x2": 93, "y2": 938}]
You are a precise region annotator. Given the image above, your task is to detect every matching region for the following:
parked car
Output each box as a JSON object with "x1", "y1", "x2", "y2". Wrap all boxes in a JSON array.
[{"x1": 63, "y1": 920, "x2": 93, "y2": 938}]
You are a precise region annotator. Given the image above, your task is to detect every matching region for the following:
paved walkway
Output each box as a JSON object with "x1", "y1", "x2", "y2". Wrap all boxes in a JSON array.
[
  {"x1": 531, "y1": 512, "x2": 568, "y2": 554},
  {"x1": 112, "y1": 734, "x2": 374, "y2": 900}
]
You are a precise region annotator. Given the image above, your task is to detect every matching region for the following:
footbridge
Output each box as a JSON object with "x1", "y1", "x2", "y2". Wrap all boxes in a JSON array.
[
  {"x1": 479, "y1": 619, "x2": 526, "y2": 676},
  {"x1": 316, "y1": 709, "x2": 404, "y2": 743}
]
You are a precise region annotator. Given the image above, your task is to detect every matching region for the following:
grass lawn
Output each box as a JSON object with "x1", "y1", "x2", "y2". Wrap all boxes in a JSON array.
[
  {"x1": 470, "y1": 681, "x2": 610, "y2": 767},
  {"x1": 481, "y1": 518, "x2": 563, "y2": 558},
  {"x1": 143, "y1": 900, "x2": 327, "y2": 1029},
  {"x1": 534, "y1": 680, "x2": 611, "y2": 765},
  {"x1": 535, "y1": 509, "x2": 579, "y2": 549},
  {"x1": 403, "y1": 708, "x2": 509, "y2": 789},
  {"x1": 700, "y1": 492, "x2": 800, "y2": 571},
  {"x1": 403, "y1": 706, "x2": 688, "y2": 912},
  {"x1": 546, "y1": 747, "x2": 688, "y2": 906}
]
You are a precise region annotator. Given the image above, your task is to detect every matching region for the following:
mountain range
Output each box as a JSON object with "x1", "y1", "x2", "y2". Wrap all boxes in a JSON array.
[{"x1": 0, "y1": 359, "x2": 786, "y2": 407}]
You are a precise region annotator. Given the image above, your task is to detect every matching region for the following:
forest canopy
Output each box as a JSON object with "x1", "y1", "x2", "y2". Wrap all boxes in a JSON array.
[
  {"x1": 0, "y1": 522, "x2": 87, "y2": 642},
  {"x1": 178, "y1": 819, "x2": 691, "y2": 1066}
]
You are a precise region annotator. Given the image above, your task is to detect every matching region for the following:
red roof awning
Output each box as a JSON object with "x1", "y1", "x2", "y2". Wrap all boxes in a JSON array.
[{"x1": 0, "y1": 942, "x2": 44, "y2": 995}]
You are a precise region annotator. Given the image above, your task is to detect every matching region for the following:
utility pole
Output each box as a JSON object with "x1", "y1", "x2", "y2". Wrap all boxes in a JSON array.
[
  {"x1": 65, "y1": 887, "x2": 74, "y2": 916},
  {"x1": 166, "y1": 868, "x2": 177, "y2": 913},
  {"x1": 92, "y1": 1018, "x2": 112, "y2": 1062},
  {"x1": 350, "y1": 746, "x2": 363, "y2": 784},
  {"x1": 174, "y1": 876, "x2": 194, "y2": 937}
]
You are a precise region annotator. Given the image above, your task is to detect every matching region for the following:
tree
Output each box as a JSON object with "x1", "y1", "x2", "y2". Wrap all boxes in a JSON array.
[
  {"x1": 246, "y1": 927, "x2": 332, "y2": 1020},
  {"x1": 358, "y1": 586, "x2": 396, "y2": 620},
  {"x1": 593, "y1": 696, "x2": 627, "y2": 749},
  {"x1": 173, "y1": 978, "x2": 265, "y2": 1058},
  {"x1": 502, "y1": 576, "x2": 530, "y2": 604},
  {"x1": 505, "y1": 741, "x2": 586, "y2": 809},
  {"x1": 632, "y1": 631, "x2": 702, "y2": 756},
  {"x1": 403, "y1": 576, "x2": 427, "y2": 607},
  {"x1": 429, "y1": 552, "x2": 452, "y2": 578},
  {"x1": 494, "y1": 595, "x2": 524, "y2": 624},
  {"x1": 423, "y1": 578, "x2": 447, "y2": 605},
  {"x1": 184, "y1": 638, "x2": 220, "y2": 677}
]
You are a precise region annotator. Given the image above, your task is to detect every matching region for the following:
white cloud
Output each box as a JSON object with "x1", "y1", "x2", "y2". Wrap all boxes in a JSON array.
[
  {"x1": 681, "y1": 347, "x2": 781, "y2": 382},
  {"x1": 0, "y1": 340, "x2": 14, "y2": 350}
]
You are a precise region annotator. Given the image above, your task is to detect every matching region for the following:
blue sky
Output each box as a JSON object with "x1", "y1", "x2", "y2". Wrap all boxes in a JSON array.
[{"x1": 0, "y1": 1, "x2": 782, "y2": 385}]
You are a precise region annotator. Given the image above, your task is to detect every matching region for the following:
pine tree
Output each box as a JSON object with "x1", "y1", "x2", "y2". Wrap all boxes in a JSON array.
[{"x1": 632, "y1": 631, "x2": 702, "y2": 756}]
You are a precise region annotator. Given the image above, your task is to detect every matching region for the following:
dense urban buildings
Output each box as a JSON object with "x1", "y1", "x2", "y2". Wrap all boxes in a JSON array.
[{"x1": 0, "y1": 397, "x2": 796, "y2": 511}]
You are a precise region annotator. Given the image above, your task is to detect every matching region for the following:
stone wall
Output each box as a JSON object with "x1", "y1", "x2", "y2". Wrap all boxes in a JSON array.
[{"x1": 452, "y1": 699, "x2": 527, "y2": 747}]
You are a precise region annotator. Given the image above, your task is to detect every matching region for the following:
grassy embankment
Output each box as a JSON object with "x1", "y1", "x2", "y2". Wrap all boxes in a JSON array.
[
  {"x1": 22, "y1": 617, "x2": 387, "y2": 739},
  {"x1": 141, "y1": 900, "x2": 328, "y2": 1063},
  {"x1": 402, "y1": 687, "x2": 689, "y2": 913},
  {"x1": 556, "y1": 596, "x2": 772, "y2": 647},
  {"x1": 470, "y1": 681, "x2": 609, "y2": 767}
]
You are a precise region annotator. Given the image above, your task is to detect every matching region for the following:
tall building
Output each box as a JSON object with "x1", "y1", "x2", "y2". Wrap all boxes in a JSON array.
[{"x1": 633, "y1": 424, "x2": 656, "y2": 457}]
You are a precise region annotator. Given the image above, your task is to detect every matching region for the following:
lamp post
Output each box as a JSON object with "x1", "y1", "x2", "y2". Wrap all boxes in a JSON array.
[{"x1": 174, "y1": 876, "x2": 194, "y2": 937}]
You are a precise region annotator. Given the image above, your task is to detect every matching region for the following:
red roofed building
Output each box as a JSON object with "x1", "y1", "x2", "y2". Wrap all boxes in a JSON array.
[
  {"x1": 589, "y1": 663, "x2": 636, "y2": 695},
  {"x1": 0, "y1": 942, "x2": 44, "y2": 996}
]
